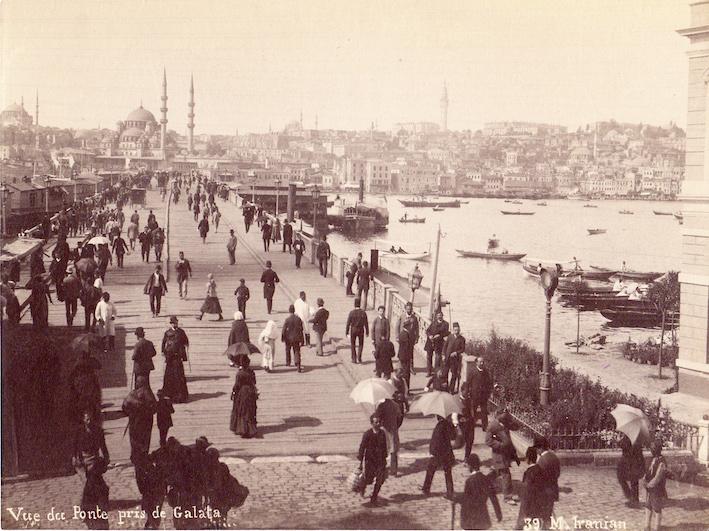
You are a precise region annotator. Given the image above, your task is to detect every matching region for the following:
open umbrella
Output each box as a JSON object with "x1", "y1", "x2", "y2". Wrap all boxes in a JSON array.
[
  {"x1": 349, "y1": 378, "x2": 395, "y2": 405},
  {"x1": 611, "y1": 404, "x2": 651, "y2": 445},
  {"x1": 88, "y1": 235, "x2": 110, "y2": 246},
  {"x1": 410, "y1": 390, "x2": 462, "y2": 418},
  {"x1": 224, "y1": 342, "x2": 260, "y2": 363},
  {"x1": 75, "y1": 258, "x2": 97, "y2": 274}
]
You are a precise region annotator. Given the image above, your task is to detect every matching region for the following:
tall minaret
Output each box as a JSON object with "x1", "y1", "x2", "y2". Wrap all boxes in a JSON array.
[
  {"x1": 188, "y1": 74, "x2": 195, "y2": 153},
  {"x1": 160, "y1": 68, "x2": 168, "y2": 156},
  {"x1": 35, "y1": 90, "x2": 40, "y2": 151},
  {"x1": 440, "y1": 81, "x2": 449, "y2": 132}
]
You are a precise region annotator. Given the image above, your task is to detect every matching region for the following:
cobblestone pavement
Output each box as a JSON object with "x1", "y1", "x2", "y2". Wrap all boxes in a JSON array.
[{"x1": 3, "y1": 458, "x2": 709, "y2": 530}]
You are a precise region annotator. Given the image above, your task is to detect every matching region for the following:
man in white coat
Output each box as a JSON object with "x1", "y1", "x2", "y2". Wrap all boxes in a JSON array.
[
  {"x1": 293, "y1": 291, "x2": 312, "y2": 346},
  {"x1": 95, "y1": 291, "x2": 118, "y2": 352}
]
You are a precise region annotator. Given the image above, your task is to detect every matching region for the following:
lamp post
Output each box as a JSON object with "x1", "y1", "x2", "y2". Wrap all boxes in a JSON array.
[
  {"x1": 274, "y1": 179, "x2": 281, "y2": 217},
  {"x1": 44, "y1": 175, "x2": 51, "y2": 214},
  {"x1": 311, "y1": 185, "x2": 321, "y2": 238},
  {"x1": 409, "y1": 263, "x2": 424, "y2": 304},
  {"x1": 539, "y1": 267, "x2": 558, "y2": 407}
]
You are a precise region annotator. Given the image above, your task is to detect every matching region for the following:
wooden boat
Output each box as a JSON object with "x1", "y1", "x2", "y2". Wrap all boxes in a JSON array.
[
  {"x1": 432, "y1": 206, "x2": 445, "y2": 212},
  {"x1": 564, "y1": 270, "x2": 617, "y2": 281},
  {"x1": 456, "y1": 250, "x2": 526, "y2": 260},
  {"x1": 460, "y1": 200, "x2": 470, "y2": 204},
  {"x1": 500, "y1": 210, "x2": 535, "y2": 215},
  {"x1": 583, "y1": 204, "x2": 598, "y2": 208},
  {"x1": 511, "y1": 200, "x2": 523, "y2": 205},
  {"x1": 619, "y1": 210, "x2": 633, "y2": 215},
  {"x1": 590, "y1": 266, "x2": 664, "y2": 282},
  {"x1": 673, "y1": 212, "x2": 683, "y2": 221},
  {"x1": 587, "y1": 229, "x2": 607, "y2": 235},
  {"x1": 600, "y1": 308, "x2": 678, "y2": 328},
  {"x1": 399, "y1": 216, "x2": 425, "y2": 223},
  {"x1": 537, "y1": 202, "x2": 547, "y2": 206},
  {"x1": 380, "y1": 250, "x2": 431, "y2": 261},
  {"x1": 399, "y1": 198, "x2": 461, "y2": 208},
  {"x1": 653, "y1": 210, "x2": 673, "y2": 216}
]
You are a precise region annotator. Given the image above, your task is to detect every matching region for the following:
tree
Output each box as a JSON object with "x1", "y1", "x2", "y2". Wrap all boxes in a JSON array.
[{"x1": 647, "y1": 271, "x2": 680, "y2": 378}]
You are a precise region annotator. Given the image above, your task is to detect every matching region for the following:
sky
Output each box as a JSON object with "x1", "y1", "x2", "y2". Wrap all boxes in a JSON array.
[{"x1": 0, "y1": 0, "x2": 691, "y2": 135}]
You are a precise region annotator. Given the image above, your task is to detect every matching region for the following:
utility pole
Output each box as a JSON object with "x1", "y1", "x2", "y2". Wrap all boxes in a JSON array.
[{"x1": 428, "y1": 224, "x2": 442, "y2": 319}]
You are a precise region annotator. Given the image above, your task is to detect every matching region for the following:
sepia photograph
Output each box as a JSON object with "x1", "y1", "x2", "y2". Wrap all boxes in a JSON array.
[{"x1": 1, "y1": 0, "x2": 708, "y2": 529}]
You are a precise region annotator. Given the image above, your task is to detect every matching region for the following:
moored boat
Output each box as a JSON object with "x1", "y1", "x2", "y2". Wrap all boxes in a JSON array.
[
  {"x1": 456, "y1": 250, "x2": 526, "y2": 260},
  {"x1": 500, "y1": 210, "x2": 535, "y2": 215},
  {"x1": 399, "y1": 216, "x2": 425, "y2": 223},
  {"x1": 600, "y1": 308, "x2": 679, "y2": 328},
  {"x1": 587, "y1": 228, "x2": 607, "y2": 235},
  {"x1": 380, "y1": 250, "x2": 431, "y2": 261},
  {"x1": 537, "y1": 202, "x2": 547, "y2": 206},
  {"x1": 619, "y1": 210, "x2": 634, "y2": 215},
  {"x1": 590, "y1": 265, "x2": 665, "y2": 283},
  {"x1": 673, "y1": 212, "x2": 683, "y2": 221},
  {"x1": 399, "y1": 198, "x2": 461, "y2": 208},
  {"x1": 583, "y1": 204, "x2": 598, "y2": 208},
  {"x1": 653, "y1": 210, "x2": 673, "y2": 216},
  {"x1": 432, "y1": 206, "x2": 445, "y2": 212}
]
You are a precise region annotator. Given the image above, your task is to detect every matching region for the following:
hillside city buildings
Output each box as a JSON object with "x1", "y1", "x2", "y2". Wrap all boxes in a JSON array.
[{"x1": 1, "y1": 80, "x2": 686, "y2": 200}]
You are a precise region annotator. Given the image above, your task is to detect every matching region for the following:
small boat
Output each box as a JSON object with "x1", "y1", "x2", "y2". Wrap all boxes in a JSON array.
[
  {"x1": 653, "y1": 210, "x2": 673, "y2": 216},
  {"x1": 456, "y1": 250, "x2": 526, "y2": 261},
  {"x1": 537, "y1": 202, "x2": 547, "y2": 206},
  {"x1": 511, "y1": 200, "x2": 523, "y2": 205},
  {"x1": 587, "y1": 229, "x2": 607, "y2": 235},
  {"x1": 600, "y1": 308, "x2": 678, "y2": 328},
  {"x1": 504, "y1": 199, "x2": 513, "y2": 203},
  {"x1": 564, "y1": 270, "x2": 617, "y2": 281},
  {"x1": 583, "y1": 204, "x2": 598, "y2": 208},
  {"x1": 590, "y1": 266, "x2": 664, "y2": 282},
  {"x1": 673, "y1": 212, "x2": 683, "y2": 221},
  {"x1": 399, "y1": 198, "x2": 460, "y2": 208},
  {"x1": 619, "y1": 210, "x2": 634, "y2": 215},
  {"x1": 460, "y1": 200, "x2": 470, "y2": 204},
  {"x1": 399, "y1": 216, "x2": 425, "y2": 223},
  {"x1": 501, "y1": 210, "x2": 535, "y2": 215},
  {"x1": 380, "y1": 250, "x2": 431, "y2": 261},
  {"x1": 432, "y1": 206, "x2": 445, "y2": 212}
]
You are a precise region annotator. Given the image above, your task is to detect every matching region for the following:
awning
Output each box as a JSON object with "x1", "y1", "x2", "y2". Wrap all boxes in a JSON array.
[{"x1": 0, "y1": 237, "x2": 44, "y2": 263}]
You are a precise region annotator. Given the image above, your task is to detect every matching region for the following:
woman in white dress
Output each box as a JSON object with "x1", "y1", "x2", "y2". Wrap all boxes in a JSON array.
[{"x1": 94, "y1": 291, "x2": 117, "y2": 352}]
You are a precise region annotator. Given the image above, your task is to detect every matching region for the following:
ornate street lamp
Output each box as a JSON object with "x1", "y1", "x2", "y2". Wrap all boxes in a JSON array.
[
  {"x1": 311, "y1": 186, "x2": 321, "y2": 238},
  {"x1": 409, "y1": 263, "x2": 424, "y2": 304},
  {"x1": 539, "y1": 267, "x2": 559, "y2": 407}
]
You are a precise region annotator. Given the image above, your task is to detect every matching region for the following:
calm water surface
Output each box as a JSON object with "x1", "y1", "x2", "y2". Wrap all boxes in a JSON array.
[{"x1": 326, "y1": 196, "x2": 684, "y2": 354}]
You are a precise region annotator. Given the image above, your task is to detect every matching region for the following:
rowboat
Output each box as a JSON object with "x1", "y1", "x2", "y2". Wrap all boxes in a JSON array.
[
  {"x1": 590, "y1": 265, "x2": 664, "y2": 282},
  {"x1": 399, "y1": 216, "x2": 425, "y2": 223},
  {"x1": 587, "y1": 229, "x2": 606, "y2": 235},
  {"x1": 432, "y1": 206, "x2": 445, "y2": 212},
  {"x1": 673, "y1": 212, "x2": 683, "y2": 221},
  {"x1": 456, "y1": 250, "x2": 526, "y2": 260},
  {"x1": 380, "y1": 250, "x2": 431, "y2": 261},
  {"x1": 537, "y1": 202, "x2": 547, "y2": 206},
  {"x1": 583, "y1": 204, "x2": 598, "y2": 208},
  {"x1": 500, "y1": 210, "x2": 535, "y2": 215},
  {"x1": 399, "y1": 199, "x2": 461, "y2": 208},
  {"x1": 600, "y1": 308, "x2": 678, "y2": 328},
  {"x1": 511, "y1": 200, "x2": 523, "y2": 205},
  {"x1": 564, "y1": 270, "x2": 617, "y2": 281},
  {"x1": 653, "y1": 210, "x2": 673, "y2": 216},
  {"x1": 619, "y1": 210, "x2": 633, "y2": 215}
]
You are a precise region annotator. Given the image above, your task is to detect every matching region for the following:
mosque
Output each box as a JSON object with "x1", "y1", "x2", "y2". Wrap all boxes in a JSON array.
[{"x1": 1, "y1": 100, "x2": 33, "y2": 128}]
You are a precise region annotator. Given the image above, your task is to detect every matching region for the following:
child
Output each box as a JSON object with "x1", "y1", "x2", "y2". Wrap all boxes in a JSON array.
[
  {"x1": 644, "y1": 440, "x2": 668, "y2": 531},
  {"x1": 156, "y1": 389, "x2": 174, "y2": 446},
  {"x1": 259, "y1": 320, "x2": 279, "y2": 372}
]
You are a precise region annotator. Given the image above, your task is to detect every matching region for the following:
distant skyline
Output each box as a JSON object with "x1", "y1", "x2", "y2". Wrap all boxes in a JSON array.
[{"x1": 0, "y1": 0, "x2": 690, "y2": 135}]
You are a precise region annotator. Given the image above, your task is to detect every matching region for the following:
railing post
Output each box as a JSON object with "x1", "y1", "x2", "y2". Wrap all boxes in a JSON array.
[
  {"x1": 386, "y1": 289, "x2": 399, "y2": 322},
  {"x1": 697, "y1": 418, "x2": 709, "y2": 466}
]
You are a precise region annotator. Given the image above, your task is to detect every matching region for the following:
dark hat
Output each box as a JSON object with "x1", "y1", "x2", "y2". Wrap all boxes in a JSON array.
[
  {"x1": 169, "y1": 315, "x2": 178, "y2": 324},
  {"x1": 266, "y1": 260, "x2": 272, "y2": 267},
  {"x1": 196, "y1": 436, "x2": 212, "y2": 448},
  {"x1": 135, "y1": 326, "x2": 145, "y2": 336},
  {"x1": 452, "y1": 322, "x2": 460, "y2": 328}
]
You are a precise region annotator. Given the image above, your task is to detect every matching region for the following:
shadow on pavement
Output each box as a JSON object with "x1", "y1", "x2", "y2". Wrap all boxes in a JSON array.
[
  {"x1": 96, "y1": 326, "x2": 128, "y2": 389},
  {"x1": 321, "y1": 510, "x2": 424, "y2": 529},
  {"x1": 396, "y1": 458, "x2": 429, "y2": 476},
  {"x1": 667, "y1": 496, "x2": 709, "y2": 511},
  {"x1": 187, "y1": 391, "x2": 227, "y2": 402},
  {"x1": 258, "y1": 415, "x2": 322, "y2": 435},
  {"x1": 186, "y1": 374, "x2": 231, "y2": 382}
]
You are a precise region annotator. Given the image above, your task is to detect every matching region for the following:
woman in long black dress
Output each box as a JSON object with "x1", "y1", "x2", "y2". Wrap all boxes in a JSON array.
[
  {"x1": 73, "y1": 410, "x2": 110, "y2": 530},
  {"x1": 29, "y1": 275, "x2": 52, "y2": 330},
  {"x1": 230, "y1": 356, "x2": 258, "y2": 438}
]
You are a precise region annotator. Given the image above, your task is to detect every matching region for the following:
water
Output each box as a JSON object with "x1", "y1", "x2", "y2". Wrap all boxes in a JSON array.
[{"x1": 325, "y1": 196, "x2": 685, "y2": 353}]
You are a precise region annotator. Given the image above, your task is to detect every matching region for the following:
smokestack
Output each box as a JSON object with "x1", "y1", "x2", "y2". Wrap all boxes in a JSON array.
[{"x1": 358, "y1": 178, "x2": 364, "y2": 202}]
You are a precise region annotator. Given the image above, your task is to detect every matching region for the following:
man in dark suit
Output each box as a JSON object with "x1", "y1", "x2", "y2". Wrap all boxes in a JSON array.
[
  {"x1": 234, "y1": 279, "x2": 250, "y2": 318},
  {"x1": 421, "y1": 415, "x2": 461, "y2": 499},
  {"x1": 442, "y1": 322, "x2": 466, "y2": 393},
  {"x1": 282, "y1": 221, "x2": 293, "y2": 253},
  {"x1": 458, "y1": 453, "x2": 502, "y2": 530},
  {"x1": 261, "y1": 220, "x2": 272, "y2": 251},
  {"x1": 144, "y1": 265, "x2": 168, "y2": 317},
  {"x1": 316, "y1": 235, "x2": 331, "y2": 277},
  {"x1": 132, "y1": 327, "x2": 156, "y2": 388},
  {"x1": 467, "y1": 356, "x2": 494, "y2": 431},
  {"x1": 281, "y1": 304, "x2": 305, "y2": 372},
  {"x1": 292, "y1": 235, "x2": 305, "y2": 268},
  {"x1": 355, "y1": 261, "x2": 373, "y2": 310},
  {"x1": 424, "y1": 311, "x2": 450, "y2": 377},
  {"x1": 371, "y1": 305, "x2": 390, "y2": 351},
  {"x1": 535, "y1": 436, "x2": 561, "y2": 527},
  {"x1": 357, "y1": 414, "x2": 388, "y2": 504},
  {"x1": 309, "y1": 298, "x2": 329, "y2": 357},
  {"x1": 260, "y1": 261, "x2": 279, "y2": 314},
  {"x1": 345, "y1": 298, "x2": 369, "y2": 363}
]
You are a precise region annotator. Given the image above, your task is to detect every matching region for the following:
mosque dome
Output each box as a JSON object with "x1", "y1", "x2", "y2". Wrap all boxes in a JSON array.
[{"x1": 125, "y1": 105, "x2": 156, "y2": 124}]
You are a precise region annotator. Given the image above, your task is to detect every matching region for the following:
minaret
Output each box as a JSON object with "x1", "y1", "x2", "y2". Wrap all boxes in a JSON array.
[
  {"x1": 440, "y1": 81, "x2": 449, "y2": 132},
  {"x1": 35, "y1": 90, "x2": 40, "y2": 151},
  {"x1": 188, "y1": 74, "x2": 195, "y2": 153},
  {"x1": 160, "y1": 68, "x2": 168, "y2": 156}
]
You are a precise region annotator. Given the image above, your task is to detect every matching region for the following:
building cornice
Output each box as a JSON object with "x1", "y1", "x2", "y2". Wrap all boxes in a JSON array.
[{"x1": 678, "y1": 24, "x2": 709, "y2": 37}]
